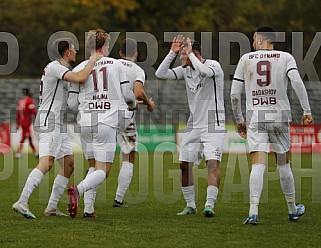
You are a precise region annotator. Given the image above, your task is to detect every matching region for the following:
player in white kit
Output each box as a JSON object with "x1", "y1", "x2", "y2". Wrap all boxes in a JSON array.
[
  {"x1": 67, "y1": 28, "x2": 137, "y2": 218},
  {"x1": 12, "y1": 38, "x2": 101, "y2": 219},
  {"x1": 231, "y1": 26, "x2": 313, "y2": 224},
  {"x1": 156, "y1": 36, "x2": 225, "y2": 217},
  {"x1": 113, "y1": 38, "x2": 154, "y2": 208}
]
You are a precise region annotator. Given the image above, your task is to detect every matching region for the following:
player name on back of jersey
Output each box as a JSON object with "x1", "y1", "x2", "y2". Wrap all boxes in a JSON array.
[
  {"x1": 121, "y1": 61, "x2": 133, "y2": 67},
  {"x1": 252, "y1": 89, "x2": 277, "y2": 106},
  {"x1": 249, "y1": 52, "x2": 280, "y2": 59},
  {"x1": 89, "y1": 93, "x2": 110, "y2": 110},
  {"x1": 93, "y1": 93, "x2": 108, "y2": 100},
  {"x1": 95, "y1": 59, "x2": 114, "y2": 66}
]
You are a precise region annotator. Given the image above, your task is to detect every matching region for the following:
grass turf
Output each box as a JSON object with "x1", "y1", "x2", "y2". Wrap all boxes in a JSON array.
[{"x1": 0, "y1": 152, "x2": 320, "y2": 247}]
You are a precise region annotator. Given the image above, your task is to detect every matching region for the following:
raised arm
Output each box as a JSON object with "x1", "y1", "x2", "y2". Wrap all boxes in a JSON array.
[
  {"x1": 155, "y1": 35, "x2": 184, "y2": 80},
  {"x1": 63, "y1": 52, "x2": 102, "y2": 84},
  {"x1": 188, "y1": 53, "x2": 215, "y2": 78},
  {"x1": 185, "y1": 38, "x2": 215, "y2": 78}
]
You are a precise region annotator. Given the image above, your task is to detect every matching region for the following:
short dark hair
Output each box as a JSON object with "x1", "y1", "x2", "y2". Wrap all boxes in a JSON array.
[
  {"x1": 256, "y1": 26, "x2": 276, "y2": 43},
  {"x1": 192, "y1": 40, "x2": 201, "y2": 53},
  {"x1": 22, "y1": 88, "x2": 30, "y2": 96},
  {"x1": 120, "y1": 38, "x2": 137, "y2": 57},
  {"x1": 51, "y1": 38, "x2": 73, "y2": 59}
]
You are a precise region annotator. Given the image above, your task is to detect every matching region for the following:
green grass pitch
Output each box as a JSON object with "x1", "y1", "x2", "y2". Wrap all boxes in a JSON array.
[{"x1": 0, "y1": 152, "x2": 320, "y2": 247}]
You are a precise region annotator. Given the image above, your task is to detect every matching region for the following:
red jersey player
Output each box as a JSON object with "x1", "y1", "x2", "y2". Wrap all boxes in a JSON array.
[{"x1": 16, "y1": 88, "x2": 37, "y2": 158}]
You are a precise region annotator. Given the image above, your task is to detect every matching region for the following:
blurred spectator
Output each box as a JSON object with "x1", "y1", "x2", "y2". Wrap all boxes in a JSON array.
[{"x1": 16, "y1": 88, "x2": 37, "y2": 158}]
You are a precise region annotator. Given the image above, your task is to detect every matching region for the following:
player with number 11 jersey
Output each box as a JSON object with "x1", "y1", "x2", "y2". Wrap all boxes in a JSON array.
[{"x1": 71, "y1": 57, "x2": 129, "y2": 128}]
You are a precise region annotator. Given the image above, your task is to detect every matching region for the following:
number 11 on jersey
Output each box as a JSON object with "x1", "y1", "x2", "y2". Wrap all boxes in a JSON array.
[{"x1": 90, "y1": 67, "x2": 108, "y2": 92}]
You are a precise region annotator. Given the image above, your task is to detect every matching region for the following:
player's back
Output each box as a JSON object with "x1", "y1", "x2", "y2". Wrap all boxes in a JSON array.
[
  {"x1": 237, "y1": 50, "x2": 295, "y2": 122},
  {"x1": 76, "y1": 57, "x2": 127, "y2": 127},
  {"x1": 119, "y1": 59, "x2": 145, "y2": 85},
  {"x1": 118, "y1": 59, "x2": 145, "y2": 112}
]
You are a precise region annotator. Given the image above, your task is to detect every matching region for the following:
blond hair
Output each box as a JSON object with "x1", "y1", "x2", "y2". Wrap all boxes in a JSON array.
[{"x1": 85, "y1": 28, "x2": 110, "y2": 51}]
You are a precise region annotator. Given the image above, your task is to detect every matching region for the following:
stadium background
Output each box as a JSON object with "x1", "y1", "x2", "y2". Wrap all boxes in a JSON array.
[
  {"x1": 1, "y1": 0, "x2": 321, "y2": 151},
  {"x1": 1, "y1": 1, "x2": 321, "y2": 247},
  {"x1": 0, "y1": 78, "x2": 320, "y2": 154},
  {"x1": 1, "y1": 0, "x2": 321, "y2": 148}
]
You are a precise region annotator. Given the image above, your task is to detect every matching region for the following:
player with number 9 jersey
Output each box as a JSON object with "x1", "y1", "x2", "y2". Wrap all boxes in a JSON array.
[
  {"x1": 232, "y1": 48, "x2": 311, "y2": 124},
  {"x1": 231, "y1": 26, "x2": 312, "y2": 225}
]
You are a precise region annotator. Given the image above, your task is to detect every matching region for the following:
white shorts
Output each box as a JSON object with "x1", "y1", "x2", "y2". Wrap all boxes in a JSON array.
[
  {"x1": 247, "y1": 122, "x2": 290, "y2": 154},
  {"x1": 80, "y1": 123, "x2": 117, "y2": 163},
  {"x1": 179, "y1": 126, "x2": 225, "y2": 163},
  {"x1": 117, "y1": 115, "x2": 137, "y2": 154},
  {"x1": 37, "y1": 128, "x2": 73, "y2": 160}
]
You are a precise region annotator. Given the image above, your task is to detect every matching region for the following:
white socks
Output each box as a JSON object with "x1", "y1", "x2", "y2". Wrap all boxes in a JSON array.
[
  {"x1": 205, "y1": 185, "x2": 218, "y2": 208},
  {"x1": 18, "y1": 168, "x2": 44, "y2": 204},
  {"x1": 278, "y1": 163, "x2": 297, "y2": 214},
  {"x1": 84, "y1": 167, "x2": 97, "y2": 214},
  {"x1": 115, "y1": 162, "x2": 134, "y2": 203},
  {"x1": 46, "y1": 174, "x2": 69, "y2": 210},
  {"x1": 182, "y1": 185, "x2": 196, "y2": 209},
  {"x1": 77, "y1": 169, "x2": 106, "y2": 197},
  {"x1": 182, "y1": 185, "x2": 217, "y2": 209},
  {"x1": 249, "y1": 164, "x2": 265, "y2": 216}
]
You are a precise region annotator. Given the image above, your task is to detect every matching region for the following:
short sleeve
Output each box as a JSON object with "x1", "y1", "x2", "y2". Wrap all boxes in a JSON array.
[
  {"x1": 136, "y1": 67, "x2": 146, "y2": 85},
  {"x1": 233, "y1": 55, "x2": 245, "y2": 81},
  {"x1": 47, "y1": 61, "x2": 70, "y2": 80}
]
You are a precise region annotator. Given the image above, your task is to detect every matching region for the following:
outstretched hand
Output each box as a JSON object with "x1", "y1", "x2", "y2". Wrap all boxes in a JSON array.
[{"x1": 171, "y1": 35, "x2": 185, "y2": 54}]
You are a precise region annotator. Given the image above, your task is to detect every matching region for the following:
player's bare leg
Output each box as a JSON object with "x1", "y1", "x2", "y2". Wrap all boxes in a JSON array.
[
  {"x1": 203, "y1": 160, "x2": 220, "y2": 217},
  {"x1": 177, "y1": 161, "x2": 197, "y2": 216}
]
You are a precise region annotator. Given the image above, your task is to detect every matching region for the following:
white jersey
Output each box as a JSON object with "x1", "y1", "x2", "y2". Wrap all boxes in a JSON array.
[
  {"x1": 118, "y1": 59, "x2": 145, "y2": 118},
  {"x1": 156, "y1": 51, "x2": 225, "y2": 129},
  {"x1": 72, "y1": 57, "x2": 128, "y2": 127},
  {"x1": 35, "y1": 60, "x2": 70, "y2": 128},
  {"x1": 232, "y1": 50, "x2": 311, "y2": 123}
]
